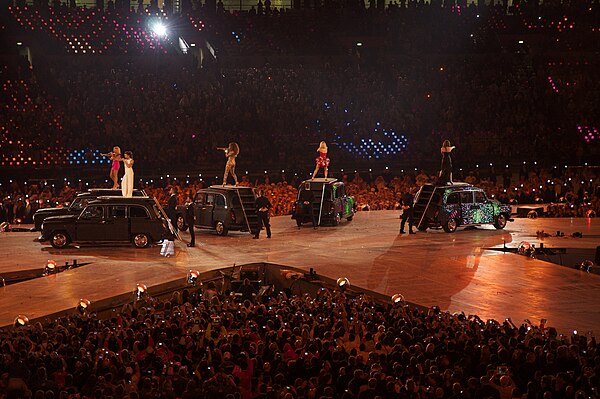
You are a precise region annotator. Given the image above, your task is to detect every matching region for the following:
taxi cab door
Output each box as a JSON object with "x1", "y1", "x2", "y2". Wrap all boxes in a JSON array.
[
  {"x1": 459, "y1": 191, "x2": 475, "y2": 225},
  {"x1": 474, "y1": 191, "x2": 495, "y2": 223},
  {"x1": 105, "y1": 205, "x2": 130, "y2": 241},
  {"x1": 198, "y1": 193, "x2": 215, "y2": 227},
  {"x1": 77, "y1": 205, "x2": 105, "y2": 241}
]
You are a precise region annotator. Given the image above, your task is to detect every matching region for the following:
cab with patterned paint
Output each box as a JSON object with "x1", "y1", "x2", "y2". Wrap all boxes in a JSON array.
[{"x1": 414, "y1": 183, "x2": 512, "y2": 233}]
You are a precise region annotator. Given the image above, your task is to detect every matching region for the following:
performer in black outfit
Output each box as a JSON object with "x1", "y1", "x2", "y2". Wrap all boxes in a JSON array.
[
  {"x1": 400, "y1": 190, "x2": 416, "y2": 234},
  {"x1": 438, "y1": 140, "x2": 456, "y2": 185},
  {"x1": 254, "y1": 190, "x2": 272, "y2": 239},
  {"x1": 167, "y1": 188, "x2": 178, "y2": 232},
  {"x1": 185, "y1": 196, "x2": 195, "y2": 247},
  {"x1": 298, "y1": 182, "x2": 317, "y2": 228}
]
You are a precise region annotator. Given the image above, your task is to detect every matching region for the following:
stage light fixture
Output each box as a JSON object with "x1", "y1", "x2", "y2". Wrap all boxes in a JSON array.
[
  {"x1": 134, "y1": 283, "x2": 148, "y2": 301},
  {"x1": 391, "y1": 293, "x2": 405, "y2": 305},
  {"x1": 337, "y1": 277, "x2": 350, "y2": 291},
  {"x1": 44, "y1": 260, "x2": 57, "y2": 275},
  {"x1": 580, "y1": 260, "x2": 594, "y2": 273},
  {"x1": 14, "y1": 314, "x2": 29, "y2": 327},
  {"x1": 76, "y1": 298, "x2": 91, "y2": 314},
  {"x1": 152, "y1": 22, "x2": 167, "y2": 37},
  {"x1": 187, "y1": 270, "x2": 201, "y2": 286}
]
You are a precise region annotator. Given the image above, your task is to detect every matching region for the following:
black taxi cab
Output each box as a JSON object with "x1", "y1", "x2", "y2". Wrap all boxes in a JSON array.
[
  {"x1": 292, "y1": 178, "x2": 356, "y2": 227},
  {"x1": 39, "y1": 196, "x2": 171, "y2": 248},
  {"x1": 175, "y1": 185, "x2": 258, "y2": 236},
  {"x1": 33, "y1": 188, "x2": 147, "y2": 230}
]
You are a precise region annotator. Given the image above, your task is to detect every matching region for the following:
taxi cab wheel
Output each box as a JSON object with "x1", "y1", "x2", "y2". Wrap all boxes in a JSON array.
[
  {"x1": 332, "y1": 213, "x2": 341, "y2": 226},
  {"x1": 176, "y1": 215, "x2": 187, "y2": 232},
  {"x1": 494, "y1": 214, "x2": 507, "y2": 229},
  {"x1": 215, "y1": 221, "x2": 228, "y2": 236},
  {"x1": 347, "y1": 215, "x2": 353, "y2": 221},
  {"x1": 50, "y1": 231, "x2": 71, "y2": 249},
  {"x1": 133, "y1": 233, "x2": 150, "y2": 248},
  {"x1": 443, "y1": 218, "x2": 458, "y2": 233}
]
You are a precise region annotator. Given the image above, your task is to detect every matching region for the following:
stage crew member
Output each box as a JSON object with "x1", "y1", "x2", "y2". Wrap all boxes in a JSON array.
[
  {"x1": 400, "y1": 190, "x2": 416, "y2": 234},
  {"x1": 298, "y1": 182, "x2": 317, "y2": 228},
  {"x1": 254, "y1": 190, "x2": 272, "y2": 239},
  {"x1": 167, "y1": 188, "x2": 178, "y2": 232},
  {"x1": 185, "y1": 196, "x2": 195, "y2": 247}
]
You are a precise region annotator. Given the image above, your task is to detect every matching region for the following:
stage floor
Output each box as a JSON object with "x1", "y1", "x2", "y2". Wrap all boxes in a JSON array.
[{"x1": 1, "y1": 212, "x2": 599, "y2": 334}]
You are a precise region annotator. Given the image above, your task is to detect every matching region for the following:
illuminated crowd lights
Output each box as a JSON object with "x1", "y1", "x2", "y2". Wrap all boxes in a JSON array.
[
  {"x1": 334, "y1": 125, "x2": 409, "y2": 160},
  {"x1": 547, "y1": 76, "x2": 559, "y2": 93},
  {"x1": 67, "y1": 149, "x2": 110, "y2": 165},
  {"x1": 578, "y1": 125, "x2": 598, "y2": 143},
  {"x1": 188, "y1": 16, "x2": 205, "y2": 32},
  {"x1": 8, "y1": 6, "x2": 168, "y2": 55}
]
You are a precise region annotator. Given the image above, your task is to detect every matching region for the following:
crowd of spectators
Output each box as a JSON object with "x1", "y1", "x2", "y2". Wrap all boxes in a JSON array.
[
  {"x1": 1, "y1": 164, "x2": 598, "y2": 224},
  {"x1": 1, "y1": 0, "x2": 599, "y2": 174},
  {"x1": 1, "y1": 281, "x2": 599, "y2": 399}
]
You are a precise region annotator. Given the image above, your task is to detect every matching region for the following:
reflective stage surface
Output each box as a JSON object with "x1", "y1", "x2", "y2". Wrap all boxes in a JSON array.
[{"x1": 1, "y1": 212, "x2": 599, "y2": 333}]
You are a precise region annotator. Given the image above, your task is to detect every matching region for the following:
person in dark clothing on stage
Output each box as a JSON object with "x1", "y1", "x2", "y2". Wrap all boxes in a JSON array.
[
  {"x1": 167, "y1": 188, "x2": 178, "y2": 232},
  {"x1": 400, "y1": 190, "x2": 416, "y2": 234},
  {"x1": 438, "y1": 139, "x2": 456, "y2": 185},
  {"x1": 254, "y1": 190, "x2": 272, "y2": 239},
  {"x1": 298, "y1": 182, "x2": 317, "y2": 228},
  {"x1": 185, "y1": 196, "x2": 195, "y2": 247}
]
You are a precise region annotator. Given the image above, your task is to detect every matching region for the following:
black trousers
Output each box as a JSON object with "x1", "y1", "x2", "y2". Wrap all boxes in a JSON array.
[
  {"x1": 256, "y1": 211, "x2": 271, "y2": 238},
  {"x1": 187, "y1": 220, "x2": 195, "y2": 244},
  {"x1": 401, "y1": 208, "x2": 414, "y2": 232},
  {"x1": 302, "y1": 204, "x2": 317, "y2": 226}
]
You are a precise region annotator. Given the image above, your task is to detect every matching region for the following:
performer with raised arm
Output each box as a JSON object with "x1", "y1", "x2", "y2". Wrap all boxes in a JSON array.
[
  {"x1": 121, "y1": 151, "x2": 134, "y2": 197},
  {"x1": 439, "y1": 140, "x2": 456, "y2": 185},
  {"x1": 101, "y1": 146, "x2": 122, "y2": 189},
  {"x1": 217, "y1": 142, "x2": 239, "y2": 186},
  {"x1": 312, "y1": 141, "x2": 330, "y2": 180}
]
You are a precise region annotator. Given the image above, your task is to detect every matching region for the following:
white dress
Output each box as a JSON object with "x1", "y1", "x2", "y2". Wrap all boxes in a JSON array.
[{"x1": 121, "y1": 159, "x2": 134, "y2": 197}]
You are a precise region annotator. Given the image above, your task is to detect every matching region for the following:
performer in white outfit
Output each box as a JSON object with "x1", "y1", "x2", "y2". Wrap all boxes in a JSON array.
[{"x1": 121, "y1": 151, "x2": 134, "y2": 197}]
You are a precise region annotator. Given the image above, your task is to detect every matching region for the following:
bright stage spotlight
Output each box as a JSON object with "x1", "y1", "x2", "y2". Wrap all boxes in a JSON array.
[
  {"x1": 187, "y1": 270, "x2": 201, "y2": 286},
  {"x1": 14, "y1": 315, "x2": 29, "y2": 327},
  {"x1": 391, "y1": 293, "x2": 405, "y2": 305},
  {"x1": 77, "y1": 298, "x2": 91, "y2": 314},
  {"x1": 152, "y1": 22, "x2": 167, "y2": 37},
  {"x1": 336, "y1": 277, "x2": 350, "y2": 291},
  {"x1": 44, "y1": 260, "x2": 57, "y2": 276},
  {"x1": 134, "y1": 284, "x2": 148, "y2": 301}
]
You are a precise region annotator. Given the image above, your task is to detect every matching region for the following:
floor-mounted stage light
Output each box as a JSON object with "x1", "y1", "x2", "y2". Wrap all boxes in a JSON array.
[
  {"x1": 44, "y1": 260, "x2": 57, "y2": 276},
  {"x1": 391, "y1": 293, "x2": 405, "y2": 305},
  {"x1": 14, "y1": 314, "x2": 29, "y2": 327},
  {"x1": 76, "y1": 298, "x2": 91, "y2": 314},
  {"x1": 134, "y1": 284, "x2": 148, "y2": 301},
  {"x1": 580, "y1": 260, "x2": 594, "y2": 273},
  {"x1": 187, "y1": 270, "x2": 201, "y2": 286},
  {"x1": 337, "y1": 277, "x2": 350, "y2": 291}
]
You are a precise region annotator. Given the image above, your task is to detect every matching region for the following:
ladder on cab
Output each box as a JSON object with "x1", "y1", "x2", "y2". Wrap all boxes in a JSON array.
[
  {"x1": 413, "y1": 184, "x2": 437, "y2": 230},
  {"x1": 235, "y1": 188, "x2": 260, "y2": 236}
]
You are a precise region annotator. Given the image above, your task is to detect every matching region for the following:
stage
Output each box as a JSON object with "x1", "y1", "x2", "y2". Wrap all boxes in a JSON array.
[{"x1": 1, "y1": 212, "x2": 599, "y2": 334}]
